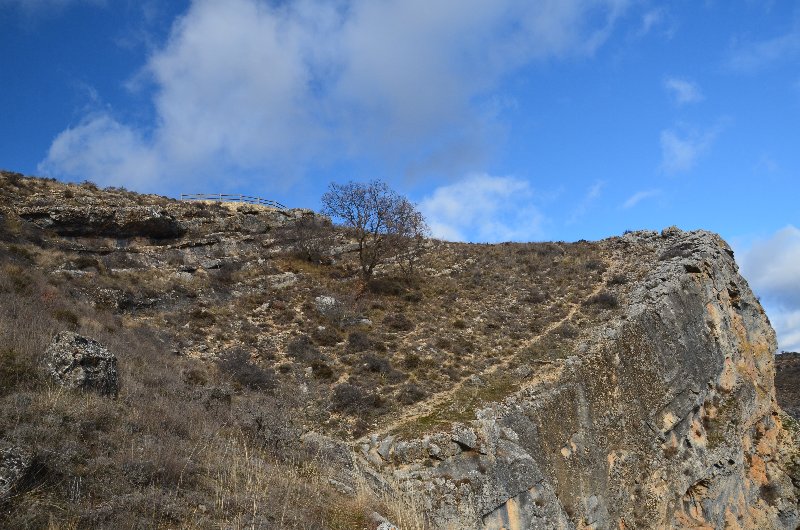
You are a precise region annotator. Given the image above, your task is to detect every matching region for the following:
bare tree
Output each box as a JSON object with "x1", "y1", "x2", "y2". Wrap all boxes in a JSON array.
[
  {"x1": 321, "y1": 180, "x2": 428, "y2": 280},
  {"x1": 389, "y1": 197, "x2": 429, "y2": 277}
]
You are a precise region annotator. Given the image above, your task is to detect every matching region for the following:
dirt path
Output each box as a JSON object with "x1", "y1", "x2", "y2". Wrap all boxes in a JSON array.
[{"x1": 365, "y1": 259, "x2": 616, "y2": 441}]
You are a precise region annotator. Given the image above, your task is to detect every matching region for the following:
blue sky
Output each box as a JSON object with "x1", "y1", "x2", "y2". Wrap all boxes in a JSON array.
[{"x1": 1, "y1": 0, "x2": 799, "y2": 350}]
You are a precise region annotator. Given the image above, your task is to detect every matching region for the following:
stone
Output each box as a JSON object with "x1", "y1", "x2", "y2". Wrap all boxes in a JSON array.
[
  {"x1": 45, "y1": 332, "x2": 119, "y2": 396},
  {"x1": 200, "y1": 258, "x2": 222, "y2": 270},
  {"x1": 314, "y1": 295, "x2": 338, "y2": 314},
  {"x1": 0, "y1": 446, "x2": 33, "y2": 503},
  {"x1": 269, "y1": 272, "x2": 297, "y2": 289}
]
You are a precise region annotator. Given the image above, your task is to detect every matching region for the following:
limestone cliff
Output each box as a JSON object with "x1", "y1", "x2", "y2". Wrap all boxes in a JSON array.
[{"x1": 356, "y1": 229, "x2": 799, "y2": 529}]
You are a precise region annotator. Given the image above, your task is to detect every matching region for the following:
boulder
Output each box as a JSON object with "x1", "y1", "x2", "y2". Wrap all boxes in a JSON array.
[
  {"x1": 45, "y1": 332, "x2": 119, "y2": 396},
  {"x1": 0, "y1": 446, "x2": 33, "y2": 503}
]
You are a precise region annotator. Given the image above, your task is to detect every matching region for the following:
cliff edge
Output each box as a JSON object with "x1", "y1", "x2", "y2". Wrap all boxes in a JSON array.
[{"x1": 354, "y1": 229, "x2": 799, "y2": 529}]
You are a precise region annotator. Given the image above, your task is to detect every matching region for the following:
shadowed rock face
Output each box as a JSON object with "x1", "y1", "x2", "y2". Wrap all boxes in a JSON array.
[
  {"x1": 357, "y1": 230, "x2": 799, "y2": 529},
  {"x1": 19, "y1": 205, "x2": 186, "y2": 239},
  {"x1": 776, "y1": 353, "x2": 800, "y2": 420}
]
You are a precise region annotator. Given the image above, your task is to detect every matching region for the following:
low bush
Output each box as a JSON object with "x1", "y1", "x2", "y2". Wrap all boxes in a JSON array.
[
  {"x1": 217, "y1": 349, "x2": 276, "y2": 391},
  {"x1": 359, "y1": 353, "x2": 391, "y2": 374},
  {"x1": 584, "y1": 291, "x2": 619, "y2": 309},
  {"x1": 330, "y1": 383, "x2": 384, "y2": 415},
  {"x1": 287, "y1": 335, "x2": 322, "y2": 363},
  {"x1": 383, "y1": 312, "x2": 414, "y2": 331},
  {"x1": 607, "y1": 273, "x2": 628, "y2": 286},
  {"x1": 397, "y1": 383, "x2": 426, "y2": 405},
  {"x1": 347, "y1": 331, "x2": 372, "y2": 352}
]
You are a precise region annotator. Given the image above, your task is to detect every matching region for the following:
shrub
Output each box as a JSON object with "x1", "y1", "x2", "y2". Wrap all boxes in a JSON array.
[
  {"x1": 584, "y1": 291, "x2": 619, "y2": 309},
  {"x1": 359, "y1": 353, "x2": 391, "y2": 374},
  {"x1": 311, "y1": 326, "x2": 341, "y2": 346},
  {"x1": 330, "y1": 383, "x2": 383, "y2": 414},
  {"x1": 347, "y1": 331, "x2": 372, "y2": 352},
  {"x1": 367, "y1": 277, "x2": 406, "y2": 296},
  {"x1": 397, "y1": 383, "x2": 426, "y2": 405},
  {"x1": 403, "y1": 352, "x2": 421, "y2": 370},
  {"x1": 286, "y1": 335, "x2": 321, "y2": 363},
  {"x1": 607, "y1": 273, "x2": 628, "y2": 286},
  {"x1": 584, "y1": 259, "x2": 606, "y2": 272},
  {"x1": 383, "y1": 312, "x2": 414, "y2": 331},
  {"x1": 553, "y1": 323, "x2": 579, "y2": 339},
  {"x1": 217, "y1": 349, "x2": 276, "y2": 391}
]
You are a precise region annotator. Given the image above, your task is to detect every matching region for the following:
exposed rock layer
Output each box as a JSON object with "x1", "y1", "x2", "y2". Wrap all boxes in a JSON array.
[
  {"x1": 19, "y1": 205, "x2": 187, "y2": 239},
  {"x1": 355, "y1": 230, "x2": 799, "y2": 529}
]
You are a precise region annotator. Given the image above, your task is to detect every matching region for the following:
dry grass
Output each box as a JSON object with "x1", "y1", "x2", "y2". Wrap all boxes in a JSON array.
[
  {"x1": 0, "y1": 173, "x2": 645, "y2": 527},
  {"x1": 0, "y1": 250, "x2": 379, "y2": 528}
]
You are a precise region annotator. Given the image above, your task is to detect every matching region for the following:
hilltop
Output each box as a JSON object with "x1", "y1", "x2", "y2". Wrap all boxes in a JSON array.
[{"x1": 0, "y1": 171, "x2": 798, "y2": 529}]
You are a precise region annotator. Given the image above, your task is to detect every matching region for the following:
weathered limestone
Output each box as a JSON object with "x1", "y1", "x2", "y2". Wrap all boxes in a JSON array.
[
  {"x1": 20, "y1": 205, "x2": 186, "y2": 239},
  {"x1": 45, "y1": 332, "x2": 119, "y2": 396},
  {"x1": 0, "y1": 446, "x2": 33, "y2": 503},
  {"x1": 351, "y1": 229, "x2": 799, "y2": 529}
]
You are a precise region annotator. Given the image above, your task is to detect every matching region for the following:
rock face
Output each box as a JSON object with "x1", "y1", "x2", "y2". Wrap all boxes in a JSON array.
[
  {"x1": 0, "y1": 446, "x2": 33, "y2": 503},
  {"x1": 358, "y1": 230, "x2": 799, "y2": 529},
  {"x1": 775, "y1": 352, "x2": 800, "y2": 420},
  {"x1": 19, "y1": 205, "x2": 186, "y2": 239},
  {"x1": 45, "y1": 332, "x2": 119, "y2": 396}
]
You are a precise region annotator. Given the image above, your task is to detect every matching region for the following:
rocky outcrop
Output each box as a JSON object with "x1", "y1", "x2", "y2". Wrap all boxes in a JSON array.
[
  {"x1": 0, "y1": 446, "x2": 33, "y2": 503},
  {"x1": 19, "y1": 205, "x2": 186, "y2": 239},
  {"x1": 45, "y1": 332, "x2": 119, "y2": 396},
  {"x1": 355, "y1": 229, "x2": 799, "y2": 529},
  {"x1": 776, "y1": 352, "x2": 800, "y2": 420}
]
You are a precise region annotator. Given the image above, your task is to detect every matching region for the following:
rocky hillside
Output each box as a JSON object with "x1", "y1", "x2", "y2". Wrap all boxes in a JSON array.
[{"x1": 0, "y1": 170, "x2": 797, "y2": 529}]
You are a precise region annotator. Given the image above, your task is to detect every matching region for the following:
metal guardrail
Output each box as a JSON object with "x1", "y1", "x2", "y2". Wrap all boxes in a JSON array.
[{"x1": 180, "y1": 193, "x2": 286, "y2": 209}]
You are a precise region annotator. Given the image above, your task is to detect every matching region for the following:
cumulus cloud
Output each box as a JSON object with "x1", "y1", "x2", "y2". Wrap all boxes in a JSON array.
[
  {"x1": 39, "y1": 114, "x2": 160, "y2": 189},
  {"x1": 40, "y1": 0, "x2": 633, "y2": 190},
  {"x1": 418, "y1": 174, "x2": 545, "y2": 243},
  {"x1": 664, "y1": 77, "x2": 703, "y2": 105},
  {"x1": 622, "y1": 189, "x2": 660, "y2": 209},
  {"x1": 739, "y1": 225, "x2": 800, "y2": 351},
  {"x1": 659, "y1": 125, "x2": 718, "y2": 174}
]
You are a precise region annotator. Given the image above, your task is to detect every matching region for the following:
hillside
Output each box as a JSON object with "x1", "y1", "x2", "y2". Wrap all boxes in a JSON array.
[{"x1": 0, "y1": 171, "x2": 798, "y2": 529}]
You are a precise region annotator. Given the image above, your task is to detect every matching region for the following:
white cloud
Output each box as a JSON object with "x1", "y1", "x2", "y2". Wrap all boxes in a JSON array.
[
  {"x1": 728, "y1": 28, "x2": 800, "y2": 73},
  {"x1": 418, "y1": 174, "x2": 545, "y2": 243},
  {"x1": 622, "y1": 189, "x2": 660, "y2": 208},
  {"x1": 568, "y1": 180, "x2": 604, "y2": 224},
  {"x1": 664, "y1": 77, "x2": 703, "y2": 105},
  {"x1": 659, "y1": 125, "x2": 718, "y2": 174},
  {"x1": 739, "y1": 225, "x2": 800, "y2": 352},
  {"x1": 40, "y1": 0, "x2": 633, "y2": 191},
  {"x1": 635, "y1": 7, "x2": 674, "y2": 39},
  {"x1": 39, "y1": 114, "x2": 160, "y2": 189}
]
